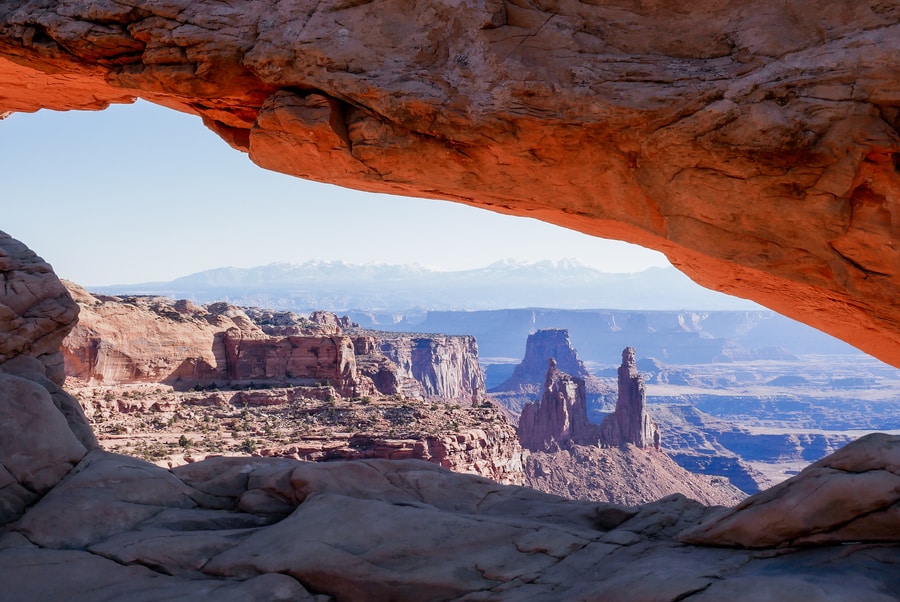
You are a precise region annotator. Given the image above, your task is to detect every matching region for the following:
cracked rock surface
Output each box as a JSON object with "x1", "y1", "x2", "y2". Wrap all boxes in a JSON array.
[
  {"x1": 0, "y1": 232, "x2": 898, "y2": 600},
  {"x1": 2, "y1": 447, "x2": 899, "y2": 601},
  {"x1": 1, "y1": 1, "x2": 899, "y2": 365}
]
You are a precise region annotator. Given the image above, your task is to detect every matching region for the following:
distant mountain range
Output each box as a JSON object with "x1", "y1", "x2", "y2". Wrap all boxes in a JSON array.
[{"x1": 93, "y1": 259, "x2": 764, "y2": 313}]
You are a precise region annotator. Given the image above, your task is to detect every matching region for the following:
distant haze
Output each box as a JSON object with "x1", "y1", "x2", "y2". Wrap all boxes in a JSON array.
[
  {"x1": 93, "y1": 259, "x2": 763, "y2": 312},
  {"x1": 2, "y1": 100, "x2": 670, "y2": 286}
]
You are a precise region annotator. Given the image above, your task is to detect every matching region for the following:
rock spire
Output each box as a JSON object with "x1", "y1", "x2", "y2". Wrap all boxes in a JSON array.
[{"x1": 600, "y1": 348, "x2": 661, "y2": 450}]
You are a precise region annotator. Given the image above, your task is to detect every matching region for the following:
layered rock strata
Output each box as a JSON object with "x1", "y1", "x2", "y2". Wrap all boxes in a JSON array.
[
  {"x1": 62, "y1": 284, "x2": 483, "y2": 402},
  {"x1": 600, "y1": 347, "x2": 662, "y2": 450},
  {"x1": 374, "y1": 333, "x2": 485, "y2": 403},
  {"x1": 1, "y1": 2, "x2": 899, "y2": 365}
]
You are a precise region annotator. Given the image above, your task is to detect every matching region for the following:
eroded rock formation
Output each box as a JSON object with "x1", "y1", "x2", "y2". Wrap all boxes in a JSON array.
[
  {"x1": 375, "y1": 333, "x2": 485, "y2": 403},
  {"x1": 493, "y1": 329, "x2": 606, "y2": 395},
  {"x1": 517, "y1": 359, "x2": 601, "y2": 452},
  {"x1": 0, "y1": 233, "x2": 94, "y2": 526},
  {"x1": 600, "y1": 347, "x2": 661, "y2": 450},
  {"x1": 2, "y1": 232, "x2": 900, "y2": 598},
  {"x1": 62, "y1": 283, "x2": 483, "y2": 402},
  {"x1": 1, "y1": 1, "x2": 899, "y2": 365},
  {"x1": 516, "y1": 351, "x2": 736, "y2": 506}
]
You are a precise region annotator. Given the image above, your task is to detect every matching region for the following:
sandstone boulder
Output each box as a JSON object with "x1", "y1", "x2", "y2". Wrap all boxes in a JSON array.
[
  {"x1": 0, "y1": 233, "x2": 93, "y2": 526},
  {"x1": 0, "y1": 232, "x2": 79, "y2": 384},
  {"x1": 679, "y1": 432, "x2": 900, "y2": 548}
]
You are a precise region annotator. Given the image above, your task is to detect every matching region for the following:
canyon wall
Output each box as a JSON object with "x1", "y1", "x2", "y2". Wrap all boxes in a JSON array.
[
  {"x1": 1, "y1": 1, "x2": 898, "y2": 365},
  {"x1": 376, "y1": 334, "x2": 485, "y2": 403},
  {"x1": 61, "y1": 284, "x2": 482, "y2": 401}
]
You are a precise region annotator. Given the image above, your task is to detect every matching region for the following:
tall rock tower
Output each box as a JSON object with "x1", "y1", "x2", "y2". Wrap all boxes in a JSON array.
[{"x1": 600, "y1": 347, "x2": 661, "y2": 450}]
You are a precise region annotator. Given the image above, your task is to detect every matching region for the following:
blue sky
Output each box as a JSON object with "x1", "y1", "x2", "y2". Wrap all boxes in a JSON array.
[{"x1": 0, "y1": 100, "x2": 672, "y2": 286}]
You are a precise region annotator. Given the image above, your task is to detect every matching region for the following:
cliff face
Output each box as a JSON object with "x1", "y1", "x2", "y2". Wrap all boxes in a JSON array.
[
  {"x1": 493, "y1": 329, "x2": 606, "y2": 394},
  {"x1": 62, "y1": 284, "x2": 256, "y2": 385},
  {"x1": 62, "y1": 285, "x2": 482, "y2": 401},
  {"x1": 375, "y1": 334, "x2": 485, "y2": 403},
  {"x1": 2, "y1": 2, "x2": 899, "y2": 365}
]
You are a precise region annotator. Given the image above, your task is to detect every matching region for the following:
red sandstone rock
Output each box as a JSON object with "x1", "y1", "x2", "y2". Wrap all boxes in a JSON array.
[
  {"x1": 374, "y1": 333, "x2": 485, "y2": 403},
  {"x1": 525, "y1": 443, "x2": 744, "y2": 507},
  {"x1": 517, "y1": 359, "x2": 601, "y2": 452},
  {"x1": 63, "y1": 284, "x2": 484, "y2": 401},
  {"x1": 1, "y1": 2, "x2": 898, "y2": 365},
  {"x1": 678, "y1": 432, "x2": 900, "y2": 548}
]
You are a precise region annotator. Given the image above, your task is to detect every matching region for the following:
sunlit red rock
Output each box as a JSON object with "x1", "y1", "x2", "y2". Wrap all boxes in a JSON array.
[{"x1": 1, "y1": 1, "x2": 898, "y2": 365}]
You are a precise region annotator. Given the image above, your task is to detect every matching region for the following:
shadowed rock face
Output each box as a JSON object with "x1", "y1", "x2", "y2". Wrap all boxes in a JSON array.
[{"x1": 1, "y1": 1, "x2": 899, "y2": 365}]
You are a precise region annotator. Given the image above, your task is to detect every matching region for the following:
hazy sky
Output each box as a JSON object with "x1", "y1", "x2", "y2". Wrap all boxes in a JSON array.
[{"x1": 1, "y1": 100, "x2": 671, "y2": 286}]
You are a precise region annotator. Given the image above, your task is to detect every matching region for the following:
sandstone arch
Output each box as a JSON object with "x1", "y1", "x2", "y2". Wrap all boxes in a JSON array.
[{"x1": 1, "y1": 1, "x2": 898, "y2": 366}]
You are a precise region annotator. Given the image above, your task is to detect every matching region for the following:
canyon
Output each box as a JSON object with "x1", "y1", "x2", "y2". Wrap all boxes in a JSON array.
[
  {"x1": 514, "y1": 345, "x2": 739, "y2": 506},
  {"x1": 2, "y1": 232, "x2": 898, "y2": 600},
  {"x1": 63, "y1": 282, "x2": 738, "y2": 506},
  {"x1": 63, "y1": 282, "x2": 484, "y2": 403},
  {"x1": 2, "y1": 1, "x2": 900, "y2": 599}
]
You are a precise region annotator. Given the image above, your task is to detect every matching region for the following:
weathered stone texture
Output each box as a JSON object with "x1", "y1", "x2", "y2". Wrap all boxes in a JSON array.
[
  {"x1": 517, "y1": 359, "x2": 601, "y2": 452},
  {"x1": 1, "y1": 1, "x2": 899, "y2": 365},
  {"x1": 600, "y1": 347, "x2": 661, "y2": 450},
  {"x1": 376, "y1": 334, "x2": 485, "y2": 403}
]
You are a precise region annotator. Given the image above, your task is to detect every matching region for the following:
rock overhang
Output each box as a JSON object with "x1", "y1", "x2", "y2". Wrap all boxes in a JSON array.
[{"x1": 0, "y1": 0, "x2": 898, "y2": 366}]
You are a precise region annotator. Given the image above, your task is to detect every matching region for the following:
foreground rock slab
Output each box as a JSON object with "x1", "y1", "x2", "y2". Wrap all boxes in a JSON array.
[
  {"x1": 680, "y1": 432, "x2": 900, "y2": 548},
  {"x1": 1, "y1": 443, "x2": 898, "y2": 601}
]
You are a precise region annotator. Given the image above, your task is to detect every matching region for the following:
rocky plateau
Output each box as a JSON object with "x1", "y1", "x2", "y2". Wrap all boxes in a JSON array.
[{"x1": 65, "y1": 286, "x2": 737, "y2": 508}]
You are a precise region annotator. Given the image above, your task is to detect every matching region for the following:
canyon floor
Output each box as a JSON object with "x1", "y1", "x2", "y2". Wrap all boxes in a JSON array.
[{"x1": 71, "y1": 382, "x2": 520, "y2": 476}]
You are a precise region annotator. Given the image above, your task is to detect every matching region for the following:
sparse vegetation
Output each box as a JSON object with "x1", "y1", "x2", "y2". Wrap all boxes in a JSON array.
[{"x1": 78, "y1": 384, "x2": 513, "y2": 470}]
